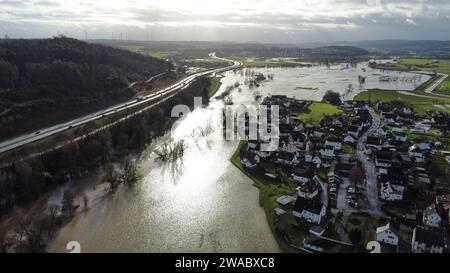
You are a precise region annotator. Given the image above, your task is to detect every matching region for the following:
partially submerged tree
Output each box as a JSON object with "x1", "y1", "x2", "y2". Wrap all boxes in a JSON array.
[
  {"x1": 61, "y1": 189, "x2": 75, "y2": 217},
  {"x1": 322, "y1": 90, "x2": 341, "y2": 105},
  {"x1": 122, "y1": 157, "x2": 140, "y2": 185}
]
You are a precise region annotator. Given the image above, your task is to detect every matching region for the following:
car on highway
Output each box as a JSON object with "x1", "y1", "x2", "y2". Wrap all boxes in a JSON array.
[{"x1": 35, "y1": 131, "x2": 40, "y2": 135}]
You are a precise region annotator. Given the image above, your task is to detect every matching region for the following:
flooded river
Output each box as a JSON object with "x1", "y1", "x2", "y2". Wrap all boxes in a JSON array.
[{"x1": 48, "y1": 62, "x2": 428, "y2": 253}]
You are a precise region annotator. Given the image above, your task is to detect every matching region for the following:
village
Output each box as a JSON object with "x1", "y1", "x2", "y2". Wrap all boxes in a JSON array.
[{"x1": 234, "y1": 94, "x2": 450, "y2": 253}]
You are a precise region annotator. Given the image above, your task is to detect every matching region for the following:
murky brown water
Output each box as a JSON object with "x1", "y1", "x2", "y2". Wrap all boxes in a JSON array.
[{"x1": 48, "y1": 62, "x2": 428, "y2": 253}]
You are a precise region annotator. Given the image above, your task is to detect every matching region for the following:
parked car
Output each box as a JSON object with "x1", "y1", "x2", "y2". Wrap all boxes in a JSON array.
[{"x1": 347, "y1": 187, "x2": 356, "y2": 194}]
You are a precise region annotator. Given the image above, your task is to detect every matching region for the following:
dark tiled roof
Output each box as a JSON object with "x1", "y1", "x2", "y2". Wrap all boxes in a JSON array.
[
  {"x1": 414, "y1": 226, "x2": 447, "y2": 248},
  {"x1": 294, "y1": 197, "x2": 324, "y2": 215}
]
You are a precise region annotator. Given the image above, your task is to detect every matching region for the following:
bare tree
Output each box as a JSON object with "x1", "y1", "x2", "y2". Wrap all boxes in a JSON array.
[
  {"x1": 122, "y1": 157, "x2": 139, "y2": 185},
  {"x1": 61, "y1": 189, "x2": 76, "y2": 216}
]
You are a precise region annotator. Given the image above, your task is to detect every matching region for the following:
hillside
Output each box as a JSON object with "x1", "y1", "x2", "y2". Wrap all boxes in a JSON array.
[
  {"x1": 98, "y1": 40, "x2": 370, "y2": 63},
  {"x1": 0, "y1": 37, "x2": 172, "y2": 140}
]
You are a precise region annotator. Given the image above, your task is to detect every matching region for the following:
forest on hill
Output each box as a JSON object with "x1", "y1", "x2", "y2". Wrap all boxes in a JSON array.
[{"x1": 0, "y1": 37, "x2": 172, "y2": 140}]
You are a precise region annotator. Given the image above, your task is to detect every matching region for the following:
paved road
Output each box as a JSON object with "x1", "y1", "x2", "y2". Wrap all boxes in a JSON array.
[
  {"x1": 0, "y1": 53, "x2": 240, "y2": 154},
  {"x1": 425, "y1": 73, "x2": 448, "y2": 96},
  {"x1": 356, "y1": 107, "x2": 383, "y2": 215}
]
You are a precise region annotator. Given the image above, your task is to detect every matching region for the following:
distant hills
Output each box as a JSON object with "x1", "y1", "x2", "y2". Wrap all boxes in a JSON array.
[
  {"x1": 99, "y1": 39, "x2": 450, "y2": 59},
  {"x1": 291, "y1": 40, "x2": 450, "y2": 59},
  {"x1": 98, "y1": 39, "x2": 370, "y2": 62},
  {"x1": 0, "y1": 37, "x2": 172, "y2": 140}
]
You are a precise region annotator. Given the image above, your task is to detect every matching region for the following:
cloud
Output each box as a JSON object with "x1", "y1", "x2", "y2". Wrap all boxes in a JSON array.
[{"x1": 0, "y1": 0, "x2": 449, "y2": 42}]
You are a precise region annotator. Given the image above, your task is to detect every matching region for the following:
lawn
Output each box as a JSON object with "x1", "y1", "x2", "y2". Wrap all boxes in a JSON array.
[
  {"x1": 346, "y1": 213, "x2": 378, "y2": 247},
  {"x1": 354, "y1": 89, "x2": 450, "y2": 115},
  {"x1": 437, "y1": 78, "x2": 450, "y2": 95},
  {"x1": 296, "y1": 102, "x2": 342, "y2": 125}
]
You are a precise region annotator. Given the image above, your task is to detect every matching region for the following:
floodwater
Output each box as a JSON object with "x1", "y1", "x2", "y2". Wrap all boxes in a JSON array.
[{"x1": 47, "y1": 62, "x2": 428, "y2": 253}]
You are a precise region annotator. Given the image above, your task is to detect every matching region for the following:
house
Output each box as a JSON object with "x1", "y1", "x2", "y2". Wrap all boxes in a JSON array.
[
  {"x1": 312, "y1": 155, "x2": 322, "y2": 168},
  {"x1": 379, "y1": 171, "x2": 407, "y2": 201},
  {"x1": 412, "y1": 226, "x2": 448, "y2": 253},
  {"x1": 325, "y1": 137, "x2": 342, "y2": 151},
  {"x1": 240, "y1": 151, "x2": 260, "y2": 169},
  {"x1": 347, "y1": 125, "x2": 360, "y2": 137},
  {"x1": 344, "y1": 134, "x2": 356, "y2": 144},
  {"x1": 374, "y1": 149, "x2": 393, "y2": 168},
  {"x1": 276, "y1": 195, "x2": 293, "y2": 206},
  {"x1": 422, "y1": 204, "x2": 442, "y2": 228},
  {"x1": 292, "y1": 197, "x2": 326, "y2": 224},
  {"x1": 320, "y1": 145, "x2": 336, "y2": 159},
  {"x1": 380, "y1": 182, "x2": 403, "y2": 201},
  {"x1": 366, "y1": 136, "x2": 383, "y2": 150},
  {"x1": 247, "y1": 140, "x2": 259, "y2": 150},
  {"x1": 375, "y1": 158, "x2": 392, "y2": 168},
  {"x1": 410, "y1": 123, "x2": 430, "y2": 134},
  {"x1": 292, "y1": 167, "x2": 315, "y2": 183},
  {"x1": 303, "y1": 237, "x2": 337, "y2": 252},
  {"x1": 393, "y1": 131, "x2": 407, "y2": 142},
  {"x1": 297, "y1": 180, "x2": 320, "y2": 199},
  {"x1": 376, "y1": 222, "x2": 400, "y2": 246},
  {"x1": 275, "y1": 151, "x2": 299, "y2": 167},
  {"x1": 408, "y1": 143, "x2": 431, "y2": 160}
]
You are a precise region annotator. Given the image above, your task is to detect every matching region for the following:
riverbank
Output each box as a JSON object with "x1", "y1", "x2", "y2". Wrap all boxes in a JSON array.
[
  {"x1": 230, "y1": 141, "x2": 303, "y2": 253},
  {"x1": 0, "y1": 77, "x2": 220, "y2": 252}
]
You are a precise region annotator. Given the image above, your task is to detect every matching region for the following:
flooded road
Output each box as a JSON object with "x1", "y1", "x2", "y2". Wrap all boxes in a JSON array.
[{"x1": 48, "y1": 62, "x2": 428, "y2": 253}]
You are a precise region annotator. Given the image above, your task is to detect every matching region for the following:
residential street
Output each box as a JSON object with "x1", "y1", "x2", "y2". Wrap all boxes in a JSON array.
[{"x1": 356, "y1": 107, "x2": 383, "y2": 215}]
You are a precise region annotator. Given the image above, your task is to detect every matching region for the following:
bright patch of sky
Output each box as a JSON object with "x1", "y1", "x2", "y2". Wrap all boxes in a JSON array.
[{"x1": 0, "y1": 0, "x2": 449, "y2": 42}]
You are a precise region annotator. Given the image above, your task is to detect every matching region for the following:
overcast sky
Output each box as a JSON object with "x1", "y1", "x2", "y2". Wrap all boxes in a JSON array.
[{"x1": 1, "y1": 0, "x2": 449, "y2": 43}]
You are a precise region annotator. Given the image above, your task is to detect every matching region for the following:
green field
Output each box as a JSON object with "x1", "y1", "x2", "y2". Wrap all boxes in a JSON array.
[
  {"x1": 394, "y1": 58, "x2": 450, "y2": 74},
  {"x1": 208, "y1": 77, "x2": 222, "y2": 98},
  {"x1": 146, "y1": 50, "x2": 179, "y2": 59},
  {"x1": 391, "y1": 58, "x2": 450, "y2": 95},
  {"x1": 296, "y1": 102, "x2": 342, "y2": 125},
  {"x1": 354, "y1": 89, "x2": 450, "y2": 115},
  {"x1": 118, "y1": 44, "x2": 144, "y2": 52},
  {"x1": 229, "y1": 56, "x2": 309, "y2": 67},
  {"x1": 185, "y1": 57, "x2": 227, "y2": 64}
]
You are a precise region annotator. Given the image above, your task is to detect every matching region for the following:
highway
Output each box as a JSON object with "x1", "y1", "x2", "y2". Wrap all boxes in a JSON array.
[{"x1": 0, "y1": 53, "x2": 240, "y2": 154}]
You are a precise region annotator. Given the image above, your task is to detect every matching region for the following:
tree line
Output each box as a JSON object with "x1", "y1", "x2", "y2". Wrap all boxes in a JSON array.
[
  {"x1": 0, "y1": 76, "x2": 212, "y2": 215},
  {"x1": 0, "y1": 37, "x2": 173, "y2": 140}
]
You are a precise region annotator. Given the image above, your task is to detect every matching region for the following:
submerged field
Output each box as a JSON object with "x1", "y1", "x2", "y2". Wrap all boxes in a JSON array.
[{"x1": 389, "y1": 58, "x2": 450, "y2": 95}]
